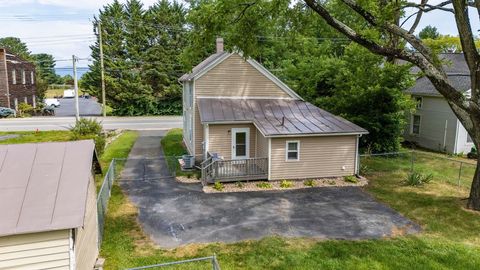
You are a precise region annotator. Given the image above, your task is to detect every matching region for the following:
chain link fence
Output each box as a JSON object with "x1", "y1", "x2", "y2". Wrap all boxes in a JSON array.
[
  {"x1": 359, "y1": 150, "x2": 476, "y2": 189},
  {"x1": 125, "y1": 255, "x2": 221, "y2": 270}
]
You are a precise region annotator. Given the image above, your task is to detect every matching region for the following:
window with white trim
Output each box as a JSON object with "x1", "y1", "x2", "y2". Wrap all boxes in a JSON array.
[
  {"x1": 11, "y1": 69, "x2": 16, "y2": 84},
  {"x1": 412, "y1": 115, "x2": 421, "y2": 135},
  {"x1": 415, "y1": 97, "x2": 423, "y2": 109},
  {"x1": 286, "y1": 141, "x2": 300, "y2": 161},
  {"x1": 21, "y1": 69, "x2": 25, "y2": 84}
]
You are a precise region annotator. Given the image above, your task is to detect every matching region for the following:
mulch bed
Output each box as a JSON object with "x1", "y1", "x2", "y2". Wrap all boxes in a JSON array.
[{"x1": 202, "y1": 176, "x2": 368, "y2": 193}]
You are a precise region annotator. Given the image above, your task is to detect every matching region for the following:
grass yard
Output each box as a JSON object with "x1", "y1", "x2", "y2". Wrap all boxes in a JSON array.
[
  {"x1": 0, "y1": 130, "x2": 72, "y2": 144},
  {"x1": 99, "y1": 132, "x2": 480, "y2": 269},
  {"x1": 160, "y1": 128, "x2": 200, "y2": 178}
]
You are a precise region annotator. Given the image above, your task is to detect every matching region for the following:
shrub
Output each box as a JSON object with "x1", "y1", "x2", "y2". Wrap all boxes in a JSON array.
[
  {"x1": 303, "y1": 179, "x2": 316, "y2": 187},
  {"x1": 70, "y1": 118, "x2": 103, "y2": 138},
  {"x1": 328, "y1": 180, "x2": 336, "y2": 185},
  {"x1": 69, "y1": 118, "x2": 105, "y2": 156},
  {"x1": 280, "y1": 180, "x2": 294, "y2": 188},
  {"x1": 213, "y1": 181, "x2": 224, "y2": 191},
  {"x1": 344, "y1": 175, "x2": 358, "y2": 183},
  {"x1": 17, "y1": 102, "x2": 33, "y2": 117},
  {"x1": 235, "y1": 181, "x2": 245, "y2": 188},
  {"x1": 468, "y1": 146, "x2": 478, "y2": 159},
  {"x1": 256, "y1": 182, "x2": 272, "y2": 189},
  {"x1": 404, "y1": 171, "x2": 433, "y2": 186},
  {"x1": 360, "y1": 164, "x2": 371, "y2": 175}
]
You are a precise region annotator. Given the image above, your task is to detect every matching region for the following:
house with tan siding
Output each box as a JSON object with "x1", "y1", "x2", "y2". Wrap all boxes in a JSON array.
[
  {"x1": 0, "y1": 140, "x2": 101, "y2": 270},
  {"x1": 180, "y1": 38, "x2": 368, "y2": 183}
]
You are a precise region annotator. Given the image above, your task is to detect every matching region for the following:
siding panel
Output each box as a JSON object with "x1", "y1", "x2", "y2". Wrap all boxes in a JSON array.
[
  {"x1": 404, "y1": 96, "x2": 458, "y2": 153},
  {"x1": 270, "y1": 136, "x2": 356, "y2": 180},
  {"x1": 208, "y1": 124, "x2": 256, "y2": 159},
  {"x1": 256, "y1": 130, "x2": 268, "y2": 158},
  {"x1": 195, "y1": 54, "x2": 290, "y2": 98},
  {"x1": 74, "y1": 176, "x2": 98, "y2": 270},
  {"x1": 0, "y1": 230, "x2": 70, "y2": 270}
]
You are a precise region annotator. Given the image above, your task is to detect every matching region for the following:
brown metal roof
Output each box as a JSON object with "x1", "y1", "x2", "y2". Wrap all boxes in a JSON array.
[
  {"x1": 197, "y1": 98, "x2": 368, "y2": 136},
  {"x1": 0, "y1": 140, "x2": 96, "y2": 237}
]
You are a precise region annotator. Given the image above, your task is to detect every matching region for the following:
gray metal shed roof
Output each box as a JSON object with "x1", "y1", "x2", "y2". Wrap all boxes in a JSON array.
[
  {"x1": 0, "y1": 140, "x2": 96, "y2": 237},
  {"x1": 179, "y1": 52, "x2": 229, "y2": 81},
  {"x1": 197, "y1": 98, "x2": 368, "y2": 136}
]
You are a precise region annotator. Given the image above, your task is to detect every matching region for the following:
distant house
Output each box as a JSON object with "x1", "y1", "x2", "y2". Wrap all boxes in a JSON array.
[
  {"x1": 0, "y1": 140, "x2": 101, "y2": 270},
  {"x1": 0, "y1": 48, "x2": 37, "y2": 109},
  {"x1": 404, "y1": 53, "x2": 473, "y2": 154},
  {"x1": 179, "y1": 38, "x2": 367, "y2": 183}
]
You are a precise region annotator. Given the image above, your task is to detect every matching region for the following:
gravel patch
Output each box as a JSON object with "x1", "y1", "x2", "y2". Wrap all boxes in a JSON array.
[
  {"x1": 203, "y1": 176, "x2": 368, "y2": 193},
  {"x1": 176, "y1": 175, "x2": 201, "y2": 184}
]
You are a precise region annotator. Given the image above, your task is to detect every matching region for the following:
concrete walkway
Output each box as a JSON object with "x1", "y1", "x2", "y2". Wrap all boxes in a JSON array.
[{"x1": 120, "y1": 131, "x2": 420, "y2": 248}]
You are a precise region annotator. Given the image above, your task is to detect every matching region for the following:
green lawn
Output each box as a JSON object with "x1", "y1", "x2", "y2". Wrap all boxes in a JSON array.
[
  {"x1": 99, "y1": 132, "x2": 480, "y2": 269},
  {"x1": 160, "y1": 128, "x2": 199, "y2": 178},
  {"x1": 0, "y1": 130, "x2": 72, "y2": 144}
]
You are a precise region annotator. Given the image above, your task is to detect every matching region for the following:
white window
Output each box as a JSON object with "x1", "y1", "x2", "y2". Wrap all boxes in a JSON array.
[
  {"x1": 21, "y1": 69, "x2": 25, "y2": 84},
  {"x1": 286, "y1": 140, "x2": 300, "y2": 161},
  {"x1": 30, "y1": 71, "x2": 34, "y2": 84},
  {"x1": 415, "y1": 97, "x2": 423, "y2": 109},
  {"x1": 11, "y1": 69, "x2": 16, "y2": 84},
  {"x1": 411, "y1": 115, "x2": 421, "y2": 135}
]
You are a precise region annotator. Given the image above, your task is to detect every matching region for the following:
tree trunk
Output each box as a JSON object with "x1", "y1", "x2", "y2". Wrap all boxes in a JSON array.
[{"x1": 468, "y1": 142, "x2": 480, "y2": 209}]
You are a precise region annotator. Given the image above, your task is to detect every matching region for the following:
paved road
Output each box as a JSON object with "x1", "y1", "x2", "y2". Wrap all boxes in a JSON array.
[
  {"x1": 55, "y1": 98, "x2": 102, "y2": 117},
  {"x1": 120, "y1": 131, "x2": 420, "y2": 248},
  {"x1": 0, "y1": 116, "x2": 182, "y2": 131}
]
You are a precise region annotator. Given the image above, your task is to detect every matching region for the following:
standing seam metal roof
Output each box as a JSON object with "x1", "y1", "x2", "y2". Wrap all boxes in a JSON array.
[
  {"x1": 197, "y1": 98, "x2": 367, "y2": 136},
  {"x1": 0, "y1": 140, "x2": 96, "y2": 237}
]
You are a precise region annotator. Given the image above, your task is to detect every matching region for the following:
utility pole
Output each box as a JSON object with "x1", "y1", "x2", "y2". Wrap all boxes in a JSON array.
[
  {"x1": 98, "y1": 22, "x2": 106, "y2": 117},
  {"x1": 72, "y1": 55, "x2": 80, "y2": 121}
]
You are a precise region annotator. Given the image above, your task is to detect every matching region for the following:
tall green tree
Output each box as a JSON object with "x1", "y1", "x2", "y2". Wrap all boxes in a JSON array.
[
  {"x1": 32, "y1": 53, "x2": 61, "y2": 85},
  {"x1": 419, "y1": 25, "x2": 440, "y2": 40},
  {"x1": 0, "y1": 37, "x2": 31, "y2": 59},
  {"x1": 83, "y1": 0, "x2": 186, "y2": 116},
  {"x1": 302, "y1": 0, "x2": 480, "y2": 210}
]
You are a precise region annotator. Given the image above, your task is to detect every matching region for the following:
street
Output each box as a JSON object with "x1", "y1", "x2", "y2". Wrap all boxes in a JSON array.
[{"x1": 0, "y1": 116, "x2": 182, "y2": 131}]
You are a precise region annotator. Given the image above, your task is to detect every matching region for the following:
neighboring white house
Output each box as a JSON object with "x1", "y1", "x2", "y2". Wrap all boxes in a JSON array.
[{"x1": 404, "y1": 53, "x2": 474, "y2": 154}]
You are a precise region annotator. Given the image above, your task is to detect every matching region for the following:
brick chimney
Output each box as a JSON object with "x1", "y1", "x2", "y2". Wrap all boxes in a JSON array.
[{"x1": 216, "y1": 37, "x2": 224, "y2": 53}]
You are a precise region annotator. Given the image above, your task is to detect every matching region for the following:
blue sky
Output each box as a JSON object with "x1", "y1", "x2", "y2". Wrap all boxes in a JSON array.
[{"x1": 0, "y1": 0, "x2": 478, "y2": 68}]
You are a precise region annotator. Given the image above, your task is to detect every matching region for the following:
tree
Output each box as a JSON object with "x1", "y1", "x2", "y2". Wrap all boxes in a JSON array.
[
  {"x1": 423, "y1": 35, "x2": 480, "y2": 53},
  {"x1": 32, "y1": 53, "x2": 61, "y2": 85},
  {"x1": 0, "y1": 37, "x2": 31, "y2": 59},
  {"x1": 82, "y1": 0, "x2": 186, "y2": 116},
  {"x1": 419, "y1": 25, "x2": 440, "y2": 40},
  {"x1": 302, "y1": 0, "x2": 480, "y2": 210}
]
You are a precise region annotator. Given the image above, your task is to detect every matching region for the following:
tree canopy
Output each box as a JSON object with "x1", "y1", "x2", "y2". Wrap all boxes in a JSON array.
[{"x1": 82, "y1": 0, "x2": 187, "y2": 116}]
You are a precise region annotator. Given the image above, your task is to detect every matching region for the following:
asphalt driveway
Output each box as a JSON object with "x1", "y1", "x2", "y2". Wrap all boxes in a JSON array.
[{"x1": 120, "y1": 131, "x2": 420, "y2": 248}]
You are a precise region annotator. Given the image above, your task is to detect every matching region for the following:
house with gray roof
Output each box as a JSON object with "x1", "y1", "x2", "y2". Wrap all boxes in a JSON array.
[
  {"x1": 180, "y1": 38, "x2": 367, "y2": 183},
  {"x1": 404, "y1": 53, "x2": 474, "y2": 154}
]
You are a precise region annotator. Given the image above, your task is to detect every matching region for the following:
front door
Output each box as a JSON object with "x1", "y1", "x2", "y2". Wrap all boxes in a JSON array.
[{"x1": 231, "y1": 128, "x2": 249, "y2": 159}]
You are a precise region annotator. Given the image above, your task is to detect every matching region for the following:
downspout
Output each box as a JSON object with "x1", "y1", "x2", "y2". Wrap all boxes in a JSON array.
[
  {"x1": 355, "y1": 135, "x2": 361, "y2": 176},
  {"x1": 69, "y1": 229, "x2": 76, "y2": 270},
  {"x1": 2, "y1": 51, "x2": 10, "y2": 108},
  {"x1": 454, "y1": 119, "x2": 460, "y2": 154},
  {"x1": 443, "y1": 120, "x2": 448, "y2": 153}
]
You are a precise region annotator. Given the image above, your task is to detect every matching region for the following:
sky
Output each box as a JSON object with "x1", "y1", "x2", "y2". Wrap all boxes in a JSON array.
[{"x1": 0, "y1": 0, "x2": 479, "y2": 69}]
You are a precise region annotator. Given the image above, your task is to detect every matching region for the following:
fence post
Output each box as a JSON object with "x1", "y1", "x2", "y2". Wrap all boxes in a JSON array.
[
  {"x1": 458, "y1": 162, "x2": 463, "y2": 188},
  {"x1": 410, "y1": 150, "x2": 415, "y2": 173}
]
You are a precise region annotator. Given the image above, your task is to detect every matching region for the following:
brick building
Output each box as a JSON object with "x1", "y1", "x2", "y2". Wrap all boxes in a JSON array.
[{"x1": 0, "y1": 48, "x2": 37, "y2": 109}]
